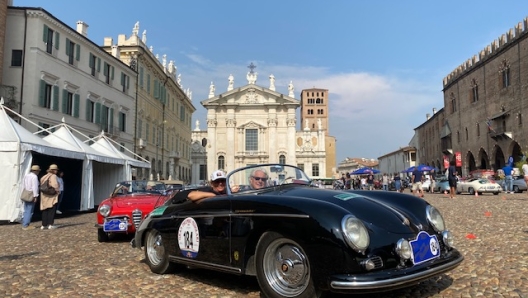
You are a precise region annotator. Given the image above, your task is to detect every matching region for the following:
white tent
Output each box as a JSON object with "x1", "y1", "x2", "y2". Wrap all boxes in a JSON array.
[
  {"x1": 43, "y1": 125, "x2": 128, "y2": 208},
  {"x1": 0, "y1": 104, "x2": 86, "y2": 221},
  {"x1": 89, "y1": 133, "x2": 150, "y2": 204}
]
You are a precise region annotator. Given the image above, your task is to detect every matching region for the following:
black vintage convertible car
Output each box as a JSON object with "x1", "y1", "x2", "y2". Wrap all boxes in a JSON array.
[{"x1": 131, "y1": 164, "x2": 463, "y2": 297}]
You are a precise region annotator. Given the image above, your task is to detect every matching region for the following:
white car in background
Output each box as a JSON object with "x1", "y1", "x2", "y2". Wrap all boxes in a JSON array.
[
  {"x1": 421, "y1": 178, "x2": 432, "y2": 192},
  {"x1": 456, "y1": 178, "x2": 502, "y2": 195}
]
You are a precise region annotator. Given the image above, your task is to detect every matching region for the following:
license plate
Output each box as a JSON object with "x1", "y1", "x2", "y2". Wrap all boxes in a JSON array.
[
  {"x1": 103, "y1": 219, "x2": 128, "y2": 232},
  {"x1": 486, "y1": 186, "x2": 495, "y2": 189},
  {"x1": 409, "y1": 231, "x2": 440, "y2": 265}
]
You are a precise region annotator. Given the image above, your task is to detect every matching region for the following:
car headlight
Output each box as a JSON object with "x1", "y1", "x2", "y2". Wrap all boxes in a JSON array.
[
  {"x1": 426, "y1": 205, "x2": 445, "y2": 232},
  {"x1": 99, "y1": 204, "x2": 111, "y2": 217},
  {"x1": 396, "y1": 239, "x2": 412, "y2": 260},
  {"x1": 341, "y1": 215, "x2": 369, "y2": 254}
]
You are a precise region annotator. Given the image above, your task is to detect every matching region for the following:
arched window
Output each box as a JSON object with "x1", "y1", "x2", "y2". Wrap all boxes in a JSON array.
[
  {"x1": 279, "y1": 155, "x2": 286, "y2": 164},
  {"x1": 218, "y1": 155, "x2": 225, "y2": 170}
]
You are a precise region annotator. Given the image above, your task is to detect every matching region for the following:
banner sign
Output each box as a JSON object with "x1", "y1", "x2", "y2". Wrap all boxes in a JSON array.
[
  {"x1": 443, "y1": 156, "x2": 449, "y2": 169},
  {"x1": 455, "y1": 152, "x2": 462, "y2": 167}
]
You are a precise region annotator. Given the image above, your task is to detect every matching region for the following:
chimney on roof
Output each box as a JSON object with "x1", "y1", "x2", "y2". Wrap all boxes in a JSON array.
[
  {"x1": 76, "y1": 21, "x2": 89, "y2": 37},
  {"x1": 433, "y1": 108, "x2": 437, "y2": 114},
  {"x1": 426, "y1": 113, "x2": 431, "y2": 120}
]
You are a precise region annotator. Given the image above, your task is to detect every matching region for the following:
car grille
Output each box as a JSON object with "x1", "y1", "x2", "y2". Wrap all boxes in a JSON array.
[
  {"x1": 369, "y1": 256, "x2": 384, "y2": 269},
  {"x1": 132, "y1": 209, "x2": 142, "y2": 229}
]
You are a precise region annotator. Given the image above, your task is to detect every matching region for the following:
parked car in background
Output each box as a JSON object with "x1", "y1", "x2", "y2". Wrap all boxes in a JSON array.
[
  {"x1": 161, "y1": 180, "x2": 184, "y2": 191},
  {"x1": 433, "y1": 177, "x2": 451, "y2": 194},
  {"x1": 469, "y1": 169, "x2": 496, "y2": 180},
  {"x1": 132, "y1": 163, "x2": 463, "y2": 297},
  {"x1": 496, "y1": 176, "x2": 527, "y2": 193},
  {"x1": 96, "y1": 180, "x2": 170, "y2": 242},
  {"x1": 456, "y1": 178, "x2": 502, "y2": 195},
  {"x1": 421, "y1": 178, "x2": 431, "y2": 192}
]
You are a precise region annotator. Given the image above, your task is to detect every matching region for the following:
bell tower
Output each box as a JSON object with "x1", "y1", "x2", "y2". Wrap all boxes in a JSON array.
[{"x1": 300, "y1": 88, "x2": 329, "y2": 135}]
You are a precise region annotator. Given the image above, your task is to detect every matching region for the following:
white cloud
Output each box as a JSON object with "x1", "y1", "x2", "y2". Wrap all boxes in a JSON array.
[{"x1": 177, "y1": 58, "x2": 442, "y2": 164}]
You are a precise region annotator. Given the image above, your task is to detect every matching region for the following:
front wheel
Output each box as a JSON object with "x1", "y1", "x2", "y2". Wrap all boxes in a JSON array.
[
  {"x1": 144, "y1": 229, "x2": 177, "y2": 274},
  {"x1": 97, "y1": 228, "x2": 109, "y2": 242},
  {"x1": 255, "y1": 231, "x2": 319, "y2": 298},
  {"x1": 513, "y1": 185, "x2": 519, "y2": 193},
  {"x1": 468, "y1": 188, "x2": 475, "y2": 195}
]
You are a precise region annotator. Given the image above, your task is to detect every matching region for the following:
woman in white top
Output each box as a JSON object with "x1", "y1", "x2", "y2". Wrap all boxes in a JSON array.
[{"x1": 522, "y1": 160, "x2": 528, "y2": 189}]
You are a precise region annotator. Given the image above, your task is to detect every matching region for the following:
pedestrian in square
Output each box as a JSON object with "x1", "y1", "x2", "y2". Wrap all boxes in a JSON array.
[
  {"x1": 40, "y1": 164, "x2": 60, "y2": 229},
  {"x1": 56, "y1": 170, "x2": 64, "y2": 214},
  {"x1": 522, "y1": 160, "x2": 528, "y2": 194},
  {"x1": 21, "y1": 165, "x2": 41, "y2": 230}
]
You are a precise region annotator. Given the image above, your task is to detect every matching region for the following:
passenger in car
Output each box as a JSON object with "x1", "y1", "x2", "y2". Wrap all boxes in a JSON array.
[{"x1": 249, "y1": 168, "x2": 269, "y2": 190}]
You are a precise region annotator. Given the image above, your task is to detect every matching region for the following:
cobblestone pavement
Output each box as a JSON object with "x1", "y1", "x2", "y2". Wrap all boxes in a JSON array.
[{"x1": 1, "y1": 192, "x2": 527, "y2": 297}]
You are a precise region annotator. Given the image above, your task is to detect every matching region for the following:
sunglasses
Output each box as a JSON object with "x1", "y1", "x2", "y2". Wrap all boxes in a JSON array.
[
  {"x1": 252, "y1": 176, "x2": 268, "y2": 182},
  {"x1": 212, "y1": 179, "x2": 226, "y2": 184}
]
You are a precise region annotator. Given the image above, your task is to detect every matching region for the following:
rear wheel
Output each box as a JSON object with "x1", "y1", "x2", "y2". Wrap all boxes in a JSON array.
[
  {"x1": 513, "y1": 185, "x2": 519, "y2": 193},
  {"x1": 493, "y1": 192, "x2": 499, "y2": 195},
  {"x1": 255, "y1": 231, "x2": 319, "y2": 298},
  {"x1": 468, "y1": 188, "x2": 475, "y2": 195},
  {"x1": 97, "y1": 228, "x2": 109, "y2": 242},
  {"x1": 145, "y1": 229, "x2": 177, "y2": 274}
]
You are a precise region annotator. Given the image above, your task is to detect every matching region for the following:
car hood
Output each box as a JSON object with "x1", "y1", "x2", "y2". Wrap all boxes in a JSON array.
[
  {"x1": 272, "y1": 187, "x2": 428, "y2": 234},
  {"x1": 111, "y1": 194, "x2": 162, "y2": 208}
]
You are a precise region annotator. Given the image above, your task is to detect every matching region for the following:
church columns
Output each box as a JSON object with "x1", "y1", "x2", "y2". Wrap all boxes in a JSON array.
[
  {"x1": 287, "y1": 108, "x2": 297, "y2": 165},
  {"x1": 268, "y1": 117, "x2": 277, "y2": 163},
  {"x1": 226, "y1": 116, "x2": 236, "y2": 172},
  {"x1": 206, "y1": 117, "x2": 217, "y2": 175}
]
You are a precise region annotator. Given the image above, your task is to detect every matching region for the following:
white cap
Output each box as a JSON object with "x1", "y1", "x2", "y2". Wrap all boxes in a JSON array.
[{"x1": 210, "y1": 170, "x2": 226, "y2": 181}]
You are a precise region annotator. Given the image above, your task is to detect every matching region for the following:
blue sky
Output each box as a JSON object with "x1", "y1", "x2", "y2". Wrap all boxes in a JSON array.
[{"x1": 15, "y1": 0, "x2": 528, "y2": 164}]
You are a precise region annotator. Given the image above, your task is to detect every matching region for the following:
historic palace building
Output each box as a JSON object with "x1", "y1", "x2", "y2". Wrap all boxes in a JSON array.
[
  {"x1": 190, "y1": 66, "x2": 328, "y2": 183},
  {"x1": 102, "y1": 22, "x2": 195, "y2": 181},
  {"x1": 418, "y1": 17, "x2": 528, "y2": 176},
  {"x1": 3, "y1": 7, "x2": 136, "y2": 155}
]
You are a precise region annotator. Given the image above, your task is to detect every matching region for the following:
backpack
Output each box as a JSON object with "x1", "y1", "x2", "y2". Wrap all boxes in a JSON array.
[{"x1": 40, "y1": 176, "x2": 57, "y2": 196}]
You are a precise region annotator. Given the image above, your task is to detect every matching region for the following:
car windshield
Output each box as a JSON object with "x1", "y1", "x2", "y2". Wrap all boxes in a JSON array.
[
  {"x1": 476, "y1": 178, "x2": 490, "y2": 184},
  {"x1": 227, "y1": 164, "x2": 311, "y2": 194},
  {"x1": 114, "y1": 180, "x2": 166, "y2": 195}
]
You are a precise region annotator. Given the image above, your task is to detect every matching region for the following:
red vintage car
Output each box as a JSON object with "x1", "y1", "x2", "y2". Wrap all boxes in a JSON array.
[{"x1": 96, "y1": 180, "x2": 171, "y2": 242}]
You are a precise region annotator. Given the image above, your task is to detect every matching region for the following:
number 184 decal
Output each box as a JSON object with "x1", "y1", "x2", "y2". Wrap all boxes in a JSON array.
[{"x1": 178, "y1": 217, "x2": 200, "y2": 258}]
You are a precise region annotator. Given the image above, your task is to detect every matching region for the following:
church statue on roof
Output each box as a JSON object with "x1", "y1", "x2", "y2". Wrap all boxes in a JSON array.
[{"x1": 246, "y1": 62, "x2": 257, "y2": 84}]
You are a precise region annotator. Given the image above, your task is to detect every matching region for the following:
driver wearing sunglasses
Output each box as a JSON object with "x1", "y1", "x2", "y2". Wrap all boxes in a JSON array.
[{"x1": 249, "y1": 168, "x2": 269, "y2": 190}]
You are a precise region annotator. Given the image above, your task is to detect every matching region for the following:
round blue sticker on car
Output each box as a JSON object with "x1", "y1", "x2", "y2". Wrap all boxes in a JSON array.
[{"x1": 178, "y1": 217, "x2": 200, "y2": 258}]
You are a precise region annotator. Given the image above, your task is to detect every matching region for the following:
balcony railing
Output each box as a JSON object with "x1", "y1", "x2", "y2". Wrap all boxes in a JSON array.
[{"x1": 236, "y1": 151, "x2": 268, "y2": 157}]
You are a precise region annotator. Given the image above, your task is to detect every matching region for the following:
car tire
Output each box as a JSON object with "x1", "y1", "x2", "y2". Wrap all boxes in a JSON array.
[
  {"x1": 144, "y1": 229, "x2": 177, "y2": 274},
  {"x1": 493, "y1": 192, "x2": 499, "y2": 195},
  {"x1": 468, "y1": 188, "x2": 475, "y2": 195},
  {"x1": 513, "y1": 186, "x2": 519, "y2": 193},
  {"x1": 255, "y1": 231, "x2": 320, "y2": 298},
  {"x1": 97, "y1": 228, "x2": 109, "y2": 242}
]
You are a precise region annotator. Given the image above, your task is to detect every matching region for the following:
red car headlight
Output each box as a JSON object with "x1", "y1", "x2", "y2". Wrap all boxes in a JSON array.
[{"x1": 98, "y1": 204, "x2": 111, "y2": 217}]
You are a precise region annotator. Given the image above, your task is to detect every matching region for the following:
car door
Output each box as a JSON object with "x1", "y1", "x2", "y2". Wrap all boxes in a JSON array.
[{"x1": 165, "y1": 197, "x2": 233, "y2": 268}]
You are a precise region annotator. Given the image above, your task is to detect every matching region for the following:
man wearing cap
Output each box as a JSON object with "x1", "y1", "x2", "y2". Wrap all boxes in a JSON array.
[
  {"x1": 40, "y1": 164, "x2": 60, "y2": 229},
  {"x1": 173, "y1": 170, "x2": 239, "y2": 202},
  {"x1": 21, "y1": 165, "x2": 41, "y2": 230}
]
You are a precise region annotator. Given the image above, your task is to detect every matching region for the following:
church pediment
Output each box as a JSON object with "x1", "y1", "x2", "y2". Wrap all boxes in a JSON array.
[
  {"x1": 201, "y1": 84, "x2": 299, "y2": 107},
  {"x1": 237, "y1": 120, "x2": 266, "y2": 130}
]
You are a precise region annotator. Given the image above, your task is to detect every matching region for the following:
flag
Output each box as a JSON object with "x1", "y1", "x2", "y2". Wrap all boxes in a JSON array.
[{"x1": 486, "y1": 119, "x2": 494, "y2": 132}]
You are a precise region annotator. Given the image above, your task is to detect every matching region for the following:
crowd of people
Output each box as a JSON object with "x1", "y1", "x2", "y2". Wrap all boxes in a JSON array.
[{"x1": 20, "y1": 163, "x2": 64, "y2": 230}]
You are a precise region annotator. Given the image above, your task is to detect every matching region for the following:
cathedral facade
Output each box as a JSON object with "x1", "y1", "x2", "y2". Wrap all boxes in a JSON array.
[{"x1": 190, "y1": 70, "x2": 327, "y2": 183}]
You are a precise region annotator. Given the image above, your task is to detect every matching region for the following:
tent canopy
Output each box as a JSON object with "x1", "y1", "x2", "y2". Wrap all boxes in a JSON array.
[
  {"x1": 43, "y1": 125, "x2": 124, "y2": 164},
  {"x1": 90, "y1": 133, "x2": 150, "y2": 168}
]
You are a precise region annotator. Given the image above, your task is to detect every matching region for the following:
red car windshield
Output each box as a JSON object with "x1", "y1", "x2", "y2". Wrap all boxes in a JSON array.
[{"x1": 114, "y1": 181, "x2": 166, "y2": 195}]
